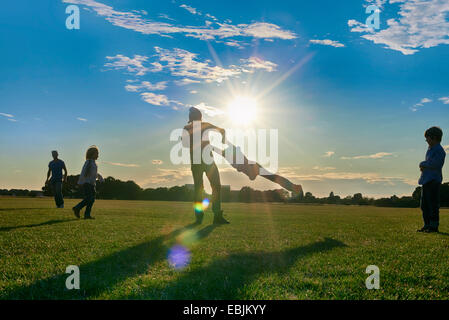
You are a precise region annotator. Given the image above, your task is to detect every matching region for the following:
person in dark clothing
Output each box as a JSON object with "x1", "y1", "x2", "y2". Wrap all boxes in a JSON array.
[
  {"x1": 418, "y1": 126, "x2": 446, "y2": 233},
  {"x1": 45, "y1": 150, "x2": 67, "y2": 208}
]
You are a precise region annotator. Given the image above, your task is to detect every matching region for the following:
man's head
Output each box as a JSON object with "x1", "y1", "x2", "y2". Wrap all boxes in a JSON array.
[
  {"x1": 51, "y1": 150, "x2": 58, "y2": 160},
  {"x1": 188, "y1": 107, "x2": 202, "y2": 123},
  {"x1": 424, "y1": 126, "x2": 443, "y2": 147}
]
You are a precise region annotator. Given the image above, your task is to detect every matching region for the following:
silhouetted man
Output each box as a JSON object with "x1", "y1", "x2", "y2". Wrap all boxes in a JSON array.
[
  {"x1": 183, "y1": 107, "x2": 230, "y2": 225},
  {"x1": 46, "y1": 150, "x2": 67, "y2": 208}
]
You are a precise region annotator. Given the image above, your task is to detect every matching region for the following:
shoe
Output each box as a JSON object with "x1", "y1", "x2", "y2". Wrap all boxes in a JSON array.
[
  {"x1": 72, "y1": 207, "x2": 80, "y2": 219},
  {"x1": 417, "y1": 227, "x2": 429, "y2": 232},
  {"x1": 84, "y1": 216, "x2": 95, "y2": 220},
  {"x1": 194, "y1": 211, "x2": 204, "y2": 225},
  {"x1": 213, "y1": 211, "x2": 230, "y2": 225},
  {"x1": 424, "y1": 227, "x2": 438, "y2": 233}
]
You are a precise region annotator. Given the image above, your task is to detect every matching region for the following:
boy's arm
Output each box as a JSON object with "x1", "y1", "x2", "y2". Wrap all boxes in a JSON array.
[
  {"x1": 420, "y1": 149, "x2": 445, "y2": 170},
  {"x1": 46, "y1": 168, "x2": 51, "y2": 184},
  {"x1": 203, "y1": 122, "x2": 225, "y2": 141}
]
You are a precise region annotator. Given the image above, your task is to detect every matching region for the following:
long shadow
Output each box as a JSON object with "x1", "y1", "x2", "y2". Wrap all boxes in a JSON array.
[
  {"x1": 2, "y1": 222, "x2": 345, "y2": 300},
  {"x1": 2, "y1": 222, "x2": 200, "y2": 299},
  {"x1": 0, "y1": 208, "x2": 44, "y2": 212},
  {"x1": 0, "y1": 219, "x2": 76, "y2": 232},
  {"x1": 125, "y1": 237, "x2": 347, "y2": 299}
]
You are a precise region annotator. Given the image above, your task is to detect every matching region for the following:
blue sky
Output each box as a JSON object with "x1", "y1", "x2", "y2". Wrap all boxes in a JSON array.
[{"x1": 1, "y1": 0, "x2": 449, "y2": 197}]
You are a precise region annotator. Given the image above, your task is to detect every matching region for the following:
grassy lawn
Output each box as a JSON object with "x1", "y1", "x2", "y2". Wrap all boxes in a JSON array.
[{"x1": 1, "y1": 197, "x2": 448, "y2": 300}]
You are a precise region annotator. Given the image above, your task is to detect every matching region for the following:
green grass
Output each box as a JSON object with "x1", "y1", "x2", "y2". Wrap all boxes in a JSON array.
[{"x1": 1, "y1": 197, "x2": 449, "y2": 300}]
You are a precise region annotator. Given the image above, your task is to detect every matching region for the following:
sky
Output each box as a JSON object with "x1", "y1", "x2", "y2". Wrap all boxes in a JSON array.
[{"x1": 1, "y1": 0, "x2": 449, "y2": 198}]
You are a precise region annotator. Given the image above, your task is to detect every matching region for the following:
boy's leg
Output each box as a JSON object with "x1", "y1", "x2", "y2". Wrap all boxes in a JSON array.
[
  {"x1": 420, "y1": 183, "x2": 431, "y2": 229},
  {"x1": 429, "y1": 181, "x2": 440, "y2": 230},
  {"x1": 54, "y1": 181, "x2": 64, "y2": 208},
  {"x1": 83, "y1": 184, "x2": 96, "y2": 218},
  {"x1": 191, "y1": 164, "x2": 205, "y2": 223}
]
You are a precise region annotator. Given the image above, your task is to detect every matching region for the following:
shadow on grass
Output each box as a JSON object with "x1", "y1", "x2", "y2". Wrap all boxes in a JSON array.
[
  {"x1": 0, "y1": 219, "x2": 76, "y2": 232},
  {"x1": 125, "y1": 237, "x2": 347, "y2": 299},
  {"x1": 2, "y1": 222, "x2": 345, "y2": 300}
]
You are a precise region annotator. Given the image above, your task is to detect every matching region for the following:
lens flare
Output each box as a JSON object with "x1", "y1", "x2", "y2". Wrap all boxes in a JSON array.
[
  {"x1": 167, "y1": 245, "x2": 191, "y2": 270},
  {"x1": 194, "y1": 198, "x2": 210, "y2": 213}
]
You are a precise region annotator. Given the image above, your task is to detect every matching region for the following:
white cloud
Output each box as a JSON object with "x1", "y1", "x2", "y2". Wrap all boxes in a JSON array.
[
  {"x1": 125, "y1": 81, "x2": 168, "y2": 92},
  {"x1": 140, "y1": 92, "x2": 171, "y2": 106},
  {"x1": 152, "y1": 160, "x2": 163, "y2": 165},
  {"x1": 62, "y1": 0, "x2": 297, "y2": 41},
  {"x1": 76, "y1": 117, "x2": 88, "y2": 122},
  {"x1": 180, "y1": 4, "x2": 200, "y2": 15},
  {"x1": 411, "y1": 97, "x2": 432, "y2": 111},
  {"x1": 349, "y1": 0, "x2": 449, "y2": 55},
  {"x1": 309, "y1": 39, "x2": 345, "y2": 48},
  {"x1": 190, "y1": 90, "x2": 198, "y2": 94},
  {"x1": 241, "y1": 57, "x2": 278, "y2": 72},
  {"x1": 323, "y1": 151, "x2": 335, "y2": 157},
  {"x1": 193, "y1": 102, "x2": 225, "y2": 117},
  {"x1": 103, "y1": 161, "x2": 140, "y2": 167},
  {"x1": 341, "y1": 152, "x2": 393, "y2": 160},
  {"x1": 0, "y1": 112, "x2": 14, "y2": 118},
  {"x1": 438, "y1": 97, "x2": 449, "y2": 104},
  {"x1": 312, "y1": 166, "x2": 336, "y2": 171},
  {"x1": 105, "y1": 55, "x2": 150, "y2": 76}
]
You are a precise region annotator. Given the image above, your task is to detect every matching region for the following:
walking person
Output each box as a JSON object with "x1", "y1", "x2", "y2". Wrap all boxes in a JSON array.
[
  {"x1": 45, "y1": 150, "x2": 67, "y2": 208},
  {"x1": 72, "y1": 146, "x2": 104, "y2": 220}
]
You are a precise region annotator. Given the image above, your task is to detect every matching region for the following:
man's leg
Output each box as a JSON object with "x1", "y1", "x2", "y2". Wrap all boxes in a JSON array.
[
  {"x1": 420, "y1": 183, "x2": 431, "y2": 229},
  {"x1": 191, "y1": 164, "x2": 205, "y2": 224},
  {"x1": 206, "y1": 163, "x2": 229, "y2": 224},
  {"x1": 54, "y1": 181, "x2": 64, "y2": 208},
  {"x1": 429, "y1": 181, "x2": 440, "y2": 230}
]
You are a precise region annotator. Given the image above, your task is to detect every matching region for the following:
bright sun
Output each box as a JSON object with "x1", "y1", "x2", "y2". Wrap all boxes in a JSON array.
[{"x1": 227, "y1": 96, "x2": 258, "y2": 126}]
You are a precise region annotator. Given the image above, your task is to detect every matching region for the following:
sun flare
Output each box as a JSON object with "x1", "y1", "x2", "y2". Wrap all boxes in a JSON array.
[{"x1": 227, "y1": 96, "x2": 258, "y2": 126}]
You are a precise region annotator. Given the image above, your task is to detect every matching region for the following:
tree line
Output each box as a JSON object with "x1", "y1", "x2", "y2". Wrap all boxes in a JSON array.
[{"x1": 2, "y1": 175, "x2": 449, "y2": 208}]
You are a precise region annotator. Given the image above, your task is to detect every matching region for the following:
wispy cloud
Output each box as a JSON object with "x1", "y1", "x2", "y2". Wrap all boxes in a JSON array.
[
  {"x1": 411, "y1": 97, "x2": 432, "y2": 111},
  {"x1": 323, "y1": 151, "x2": 335, "y2": 157},
  {"x1": 0, "y1": 112, "x2": 14, "y2": 118},
  {"x1": 341, "y1": 152, "x2": 393, "y2": 160},
  {"x1": 193, "y1": 102, "x2": 225, "y2": 117},
  {"x1": 180, "y1": 4, "x2": 200, "y2": 16},
  {"x1": 103, "y1": 161, "x2": 140, "y2": 168},
  {"x1": 349, "y1": 0, "x2": 449, "y2": 55},
  {"x1": 309, "y1": 39, "x2": 345, "y2": 48},
  {"x1": 241, "y1": 57, "x2": 278, "y2": 72},
  {"x1": 76, "y1": 117, "x2": 88, "y2": 122},
  {"x1": 439, "y1": 96, "x2": 449, "y2": 104},
  {"x1": 152, "y1": 160, "x2": 163, "y2": 165},
  {"x1": 140, "y1": 92, "x2": 172, "y2": 107},
  {"x1": 125, "y1": 81, "x2": 168, "y2": 92},
  {"x1": 63, "y1": 0, "x2": 297, "y2": 41}
]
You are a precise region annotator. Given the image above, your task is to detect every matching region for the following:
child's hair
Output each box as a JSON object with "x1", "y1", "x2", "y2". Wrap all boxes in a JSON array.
[
  {"x1": 85, "y1": 145, "x2": 99, "y2": 160},
  {"x1": 425, "y1": 126, "x2": 443, "y2": 142},
  {"x1": 189, "y1": 107, "x2": 202, "y2": 123}
]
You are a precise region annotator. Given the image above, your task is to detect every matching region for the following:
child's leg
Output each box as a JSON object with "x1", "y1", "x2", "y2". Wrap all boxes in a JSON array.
[
  {"x1": 191, "y1": 164, "x2": 205, "y2": 222},
  {"x1": 83, "y1": 184, "x2": 96, "y2": 218},
  {"x1": 420, "y1": 183, "x2": 431, "y2": 228},
  {"x1": 429, "y1": 181, "x2": 440, "y2": 229}
]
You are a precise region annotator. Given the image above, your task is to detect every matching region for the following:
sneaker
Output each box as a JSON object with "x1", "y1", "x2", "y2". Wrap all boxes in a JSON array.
[
  {"x1": 424, "y1": 227, "x2": 438, "y2": 233},
  {"x1": 72, "y1": 207, "x2": 80, "y2": 219},
  {"x1": 213, "y1": 211, "x2": 230, "y2": 225}
]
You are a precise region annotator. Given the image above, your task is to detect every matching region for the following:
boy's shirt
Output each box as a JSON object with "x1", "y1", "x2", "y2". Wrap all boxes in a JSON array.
[{"x1": 418, "y1": 143, "x2": 446, "y2": 185}]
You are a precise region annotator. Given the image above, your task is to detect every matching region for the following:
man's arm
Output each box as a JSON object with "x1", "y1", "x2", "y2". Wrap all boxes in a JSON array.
[
  {"x1": 46, "y1": 168, "x2": 51, "y2": 184},
  {"x1": 203, "y1": 122, "x2": 225, "y2": 142},
  {"x1": 62, "y1": 163, "x2": 68, "y2": 182}
]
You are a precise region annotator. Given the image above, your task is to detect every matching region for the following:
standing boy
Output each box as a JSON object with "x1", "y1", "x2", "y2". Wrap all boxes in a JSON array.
[
  {"x1": 45, "y1": 150, "x2": 68, "y2": 208},
  {"x1": 418, "y1": 127, "x2": 446, "y2": 233}
]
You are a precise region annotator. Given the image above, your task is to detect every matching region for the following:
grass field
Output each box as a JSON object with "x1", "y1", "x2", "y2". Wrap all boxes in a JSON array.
[{"x1": 1, "y1": 197, "x2": 449, "y2": 300}]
